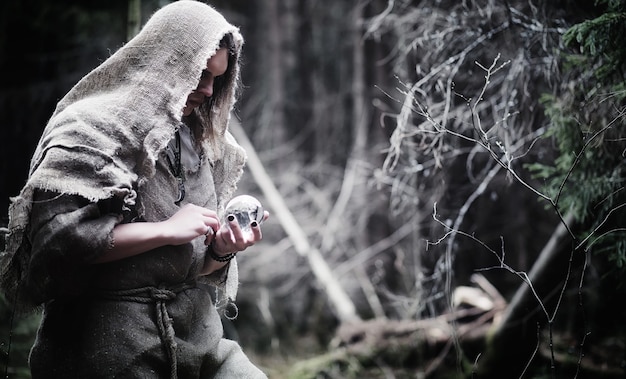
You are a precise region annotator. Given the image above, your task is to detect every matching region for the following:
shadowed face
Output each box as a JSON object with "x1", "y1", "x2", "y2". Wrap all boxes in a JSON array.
[{"x1": 182, "y1": 48, "x2": 229, "y2": 116}]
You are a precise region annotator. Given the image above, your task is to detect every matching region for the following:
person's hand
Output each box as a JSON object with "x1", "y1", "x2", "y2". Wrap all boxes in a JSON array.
[
  {"x1": 210, "y1": 210, "x2": 270, "y2": 255},
  {"x1": 102, "y1": 203, "x2": 221, "y2": 264},
  {"x1": 161, "y1": 203, "x2": 220, "y2": 245}
]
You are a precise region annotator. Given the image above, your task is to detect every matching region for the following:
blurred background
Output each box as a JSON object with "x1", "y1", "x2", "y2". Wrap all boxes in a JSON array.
[{"x1": 2, "y1": 0, "x2": 626, "y2": 378}]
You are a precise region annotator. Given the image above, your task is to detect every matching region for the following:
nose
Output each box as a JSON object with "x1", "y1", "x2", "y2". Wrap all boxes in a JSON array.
[{"x1": 196, "y1": 77, "x2": 214, "y2": 98}]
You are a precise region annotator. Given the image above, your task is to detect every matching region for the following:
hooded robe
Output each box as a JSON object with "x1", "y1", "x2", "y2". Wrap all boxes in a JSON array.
[{"x1": 0, "y1": 1, "x2": 266, "y2": 378}]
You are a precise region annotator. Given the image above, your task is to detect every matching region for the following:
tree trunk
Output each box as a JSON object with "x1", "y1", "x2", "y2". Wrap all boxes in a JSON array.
[
  {"x1": 477, "y1": 213, "x2": 577, "y2": 378},
  {"x1": 230, "y1": 118, "x2": 360, "y2": 324}
]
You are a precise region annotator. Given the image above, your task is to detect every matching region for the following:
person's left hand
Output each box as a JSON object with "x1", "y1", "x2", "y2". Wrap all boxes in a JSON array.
[{"x1": 205, "y1": 210, "x2": 270, "y2": 255}]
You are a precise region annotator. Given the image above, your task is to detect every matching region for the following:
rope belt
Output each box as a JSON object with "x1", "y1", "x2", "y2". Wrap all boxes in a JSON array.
[{"x1": 97, "y1": 281, "x2": 197, "y2": 379}]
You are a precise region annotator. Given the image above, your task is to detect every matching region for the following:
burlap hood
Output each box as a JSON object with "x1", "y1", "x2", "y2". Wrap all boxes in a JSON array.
[{"x1": 1, "y1": 0, "x2": 246, "y2": 307}]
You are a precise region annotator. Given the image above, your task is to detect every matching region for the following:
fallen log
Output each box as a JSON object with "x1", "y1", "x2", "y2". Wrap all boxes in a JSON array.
[{"x1": 289, "y1": 275, "x2": 506, "y2": 378}]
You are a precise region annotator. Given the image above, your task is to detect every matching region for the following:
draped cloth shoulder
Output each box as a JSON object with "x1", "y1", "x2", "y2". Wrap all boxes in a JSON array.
[{"x1": 1, "y1": 0, "x2": 247, "y2": 311}]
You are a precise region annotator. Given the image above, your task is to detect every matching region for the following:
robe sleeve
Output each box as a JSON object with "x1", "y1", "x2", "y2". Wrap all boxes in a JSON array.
[{"x1": 24, "y1": 190, "x2": 124, "y2": 304}]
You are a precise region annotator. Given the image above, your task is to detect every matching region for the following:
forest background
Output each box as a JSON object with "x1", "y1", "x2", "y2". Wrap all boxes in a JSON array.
[{"x1": 1, "y1": 0, "x2": 626, "y2": 378}]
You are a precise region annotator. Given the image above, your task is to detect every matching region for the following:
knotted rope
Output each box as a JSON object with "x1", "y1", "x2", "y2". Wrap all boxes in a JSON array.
[{"x1": 98, "y1": 281, "x2": 196, "y2": 379}]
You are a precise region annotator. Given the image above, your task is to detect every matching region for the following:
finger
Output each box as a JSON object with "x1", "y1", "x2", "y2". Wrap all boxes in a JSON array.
[
  {"x1": 203, "y1": 226, "x2": 215, "y2": 245},
  {"x1": 250, "y1": 221, "x2": 263, "y2": 241},
  {"x1": 205, "y1": 218, "x2": 220, "y2": 233},
  {"x1": 226, "y1": 215, "x2": 245, "y2": 242},
  {"x1": 217, "y1": 226, "x2": 236, "y2": 246},
  {"x1": 214, "y1": 229, "x2": 237, "y2": 254}
]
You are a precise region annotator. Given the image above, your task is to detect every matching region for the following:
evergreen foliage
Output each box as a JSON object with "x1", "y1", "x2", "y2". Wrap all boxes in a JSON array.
[
  {"x1": 563, "y1": 0, "x2": 626, "y2": 81},
  {"x1": 1, "y1": 295, "x2": 40, "y2": 379},
  {"x1": 529, "y1": 0, "x2": 626, "y2": 270}
]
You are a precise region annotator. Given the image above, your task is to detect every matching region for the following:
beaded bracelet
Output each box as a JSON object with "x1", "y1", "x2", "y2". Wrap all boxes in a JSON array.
[{"x1": 207, "y1": 244, "x2": 237, "y2": 262}]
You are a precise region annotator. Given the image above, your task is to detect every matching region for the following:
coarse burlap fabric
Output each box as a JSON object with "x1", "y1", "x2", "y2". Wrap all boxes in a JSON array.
[{"x1": 1, "y1": 0, "x2": 246, "y2": 311}]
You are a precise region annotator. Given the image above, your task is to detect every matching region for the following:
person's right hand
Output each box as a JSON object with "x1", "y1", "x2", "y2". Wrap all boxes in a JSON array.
[
  {"x1": 97, "y1": 203, "x2": 221, "y2": 264},
  {"x1": 161, "y1": 203, "x2": 221, "y2": 245}
]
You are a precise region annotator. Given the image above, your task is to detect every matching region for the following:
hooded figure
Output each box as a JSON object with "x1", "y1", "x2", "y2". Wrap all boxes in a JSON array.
[{"x1": 0, "y1": 1, "x2": 267, "y2": 378}]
